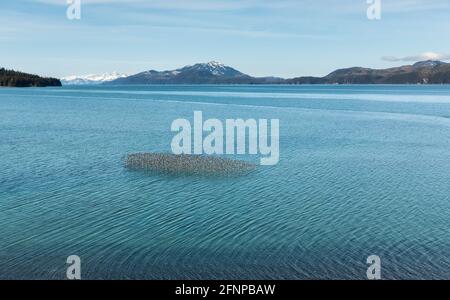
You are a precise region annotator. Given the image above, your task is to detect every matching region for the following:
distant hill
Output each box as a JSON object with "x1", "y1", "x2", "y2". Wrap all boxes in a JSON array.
[
  {"x1": 288, "y1": 60, "x2": 450, "y2": 84},
  {"x1": 0, "y1": 68, "x2": 61, "y2": 87},
  {"x1": 107, "y1": 61, "x2": 284, "y2": 85}
]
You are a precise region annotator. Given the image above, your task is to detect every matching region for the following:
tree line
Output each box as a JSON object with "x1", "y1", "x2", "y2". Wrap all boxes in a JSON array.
[{"x1": 0, "y1": 68, "x2": 61, "y2": 87}]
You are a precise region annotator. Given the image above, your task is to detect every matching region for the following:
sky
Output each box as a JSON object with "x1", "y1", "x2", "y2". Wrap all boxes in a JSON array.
[{"x1": 1, "y1": 0, "x2": 450, "y2": 78}]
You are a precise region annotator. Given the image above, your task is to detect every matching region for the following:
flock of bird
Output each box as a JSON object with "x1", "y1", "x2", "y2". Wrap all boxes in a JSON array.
[{"x1": 125, "y1": 153, "x2": 257, "y2": 176}]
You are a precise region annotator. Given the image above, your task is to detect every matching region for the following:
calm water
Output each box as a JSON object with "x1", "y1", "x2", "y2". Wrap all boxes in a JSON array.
[{"x1": 1, "y1": 85, "x2": 450, "y2": 279}]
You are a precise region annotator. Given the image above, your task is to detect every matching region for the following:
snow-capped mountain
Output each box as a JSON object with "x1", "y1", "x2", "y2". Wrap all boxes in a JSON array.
[
  {"x1": 412, "y1": 60, "x2": 446, "y2": 69},
  {"x1": 107, "y1": 61, "x2": 274, "y2": 84},
  {"x1": 182, "y1": 61, "x2": 241, "y2": 76},
  {"x1": 61, "y1": 72, "x2": 128, "y2": 85}
]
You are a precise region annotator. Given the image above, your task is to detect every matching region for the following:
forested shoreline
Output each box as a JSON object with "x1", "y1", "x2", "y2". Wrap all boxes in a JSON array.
[{"x1": 0, "y1": 68, "x2": 61, "y2": 87}]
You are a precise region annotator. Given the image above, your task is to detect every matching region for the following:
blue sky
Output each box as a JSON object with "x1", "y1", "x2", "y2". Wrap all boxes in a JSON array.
[{"x1": 1, "y1": 0, "x2": 450, "y2": 78}]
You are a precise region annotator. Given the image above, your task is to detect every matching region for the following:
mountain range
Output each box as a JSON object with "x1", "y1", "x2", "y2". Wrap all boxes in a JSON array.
[
  {"x1": 3, "y1": 60, "x2": 448, "y2": 88},
  {"x1": 101, "y1": 60, "x2": 450, "y2": 85},
  {"x1": 7, "y1": 60, "x2": 448, "y2": 87}
]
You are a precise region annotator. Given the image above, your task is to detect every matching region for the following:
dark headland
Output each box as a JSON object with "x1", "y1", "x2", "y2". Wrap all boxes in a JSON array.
[
  {"x1": 288, "y1": 60, "x2": 450, "y2": 84},
  {"x1": 0, "y1": 68, "x2": 61, "y2": 87}
]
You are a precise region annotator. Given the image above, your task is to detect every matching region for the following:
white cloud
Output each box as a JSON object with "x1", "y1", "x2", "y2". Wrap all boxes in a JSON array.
[{"x1": 382, "y1": 52, "x2": 450, "y2": 62}]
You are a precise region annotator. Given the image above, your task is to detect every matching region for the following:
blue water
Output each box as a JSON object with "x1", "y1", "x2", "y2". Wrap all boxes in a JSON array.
[{"x1": 1, "y1": 85, "x2": 450, "y2": 279}]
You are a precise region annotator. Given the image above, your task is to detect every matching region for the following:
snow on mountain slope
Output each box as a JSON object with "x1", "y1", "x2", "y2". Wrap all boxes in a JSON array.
[
  {"x1": 178, "y1": 61, "x2": 242, "y2": 76},
  {"x1": 61, "y1": 72, "x2": 127, "y2": 85}
]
